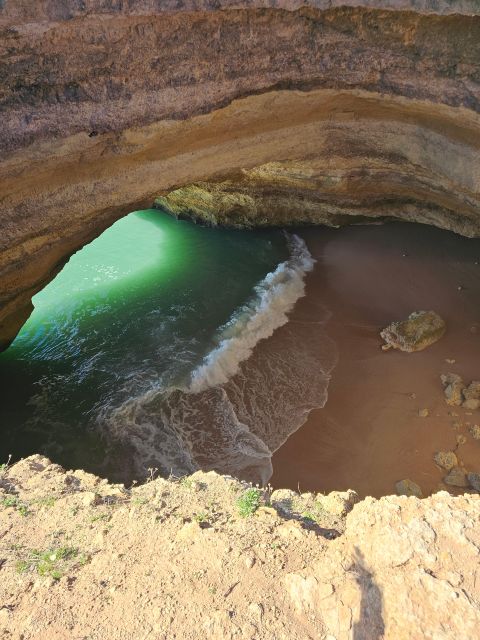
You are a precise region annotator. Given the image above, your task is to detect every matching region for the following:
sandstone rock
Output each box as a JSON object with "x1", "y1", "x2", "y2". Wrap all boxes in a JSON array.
[
  {"x1": 443, "y1": 467, "x2": 469, "y2": 488},
  {"x1": 380, "y1": 311, "x2": 445, "y2": 352},
  {"x1": 463, "y1": 381, "x2": 480, "y2": 401},
  {"x1": 276, "y1": 521, "x2": 305, "y2": 540},
  {"x1": 82, "y1": 492, "x2": 102, "y2": 507},
  {"x1": 176, "y1": 521, "x2": 202, "y2": 541},
  {"x1": 318, "y1": 490, "x2": 359, "y2": 516},
  {"x1": 395, "y1": 479, "x2": 423, "y2": 498},
  {"x1": 433, "y1": 451, "x2": 458, "y2": 471},
  {"x1": 2, "y1": 3, "x2": 480, "y2": 351},
  {"x1": 467, "y1": 473, "x2": 480, "y2": 492},
  {"x1": 290, "y1": 492, "x2": 480, "y2": 640},
  {"x1": 469, "y1": 425, "x2": 480, "y2": 440},
  {"x1": 441, "y1": 373, "x2": 465, "y2": 407},
  {"x1": 418, "y1": 408, "x2": 429, "y2": 417}
]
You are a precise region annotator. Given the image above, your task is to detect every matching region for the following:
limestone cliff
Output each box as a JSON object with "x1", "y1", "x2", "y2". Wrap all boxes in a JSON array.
[
  {"x1": 1, "y1": 1, "x2": 480, "y2": 347},
  {"x1": 0, "y1": 455, "x2": 479, "y2": 639}
]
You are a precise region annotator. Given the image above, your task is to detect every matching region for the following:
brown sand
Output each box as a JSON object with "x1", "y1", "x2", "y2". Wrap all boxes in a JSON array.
[{"x1": 271, "y1": 222, "x2": 480, "y2": 498}]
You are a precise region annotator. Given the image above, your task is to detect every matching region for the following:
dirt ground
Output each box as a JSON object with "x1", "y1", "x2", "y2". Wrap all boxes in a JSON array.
[{"x1": 0, "y1": 455, "x2": 479, "y2": 639}]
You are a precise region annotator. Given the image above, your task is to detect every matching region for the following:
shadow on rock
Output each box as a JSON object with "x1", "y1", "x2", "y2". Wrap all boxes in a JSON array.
[{"x1": 352, "y1": 547, "x2": 385, "y2": 640}]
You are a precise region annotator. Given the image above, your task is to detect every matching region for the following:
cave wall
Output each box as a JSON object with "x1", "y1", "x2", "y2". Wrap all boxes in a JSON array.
[{"x1": 0, "y1": 1, "x2": 479, "y2": 348}]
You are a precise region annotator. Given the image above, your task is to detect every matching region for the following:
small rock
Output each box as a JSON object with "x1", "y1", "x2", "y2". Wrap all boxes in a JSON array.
[
  {"x1": 445, "y1": 359, "x2": 456, "y2": 364},
  {"x1": 244, "y1": 555, "x2": 256, "y2": 569},
  {"x1": 319, "y1": 489, "x2": 359, "y2": 516},
  {"x1": 441, "y1": 373, "x2": 465, "y2": 406},
  {"x1": 433, "y1": 451, "x2": 458, "y2": 471},
  {"x1": 248, "y1": 602, "x2": 264, "y2": 620},
  {"x1": 276, "y1": 521, "x2": 305, "y2": 540},
  {"x1": 469, "y1": 424, "x2": 480, "y2": 439},
  {"x1": 456, "y1": 435, "x2": 467, "y2": 446},
  {"x1": 380, "y1": 310, "x2": 446, "y2": 352},
  {"x1": 463, "y1": 381, "x2": 480, "y2": 401},
  {"x1": 395, "y1": 479, "x2": 423, "y2": 498},
  {"x1": 467, "y1": 472, "x2": 480, "y2": 492},
  {"x1": 176, "y1": 521, "x2": 202, "y2": 541},
  {"x1": 418, "y1": 408, "x2": 429, "y2": 418},
  {"x1": 443, "y1": 467, "x2": 469, "y2": 488},
  {"x1": 462, "y1": 398, "x2": 480, "y2": 410},
  {"x1": 256, "y1": 506, "x2": 279, "y2": 520}
]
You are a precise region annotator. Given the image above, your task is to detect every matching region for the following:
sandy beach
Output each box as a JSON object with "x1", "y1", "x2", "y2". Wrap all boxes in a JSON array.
[{"x1": 271, "y1": 222, "x2": 480, "y2": 498}]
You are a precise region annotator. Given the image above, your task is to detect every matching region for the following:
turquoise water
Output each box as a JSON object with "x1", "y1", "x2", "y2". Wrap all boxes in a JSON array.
[{"x1": 0, "y1": 210, "x2": 333, "y2": 483}]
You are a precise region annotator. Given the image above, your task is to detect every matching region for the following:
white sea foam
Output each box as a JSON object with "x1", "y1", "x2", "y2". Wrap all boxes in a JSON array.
[
  {"x1": 99, "y1": 233, "x2": 337, "y2": 484},
  {"x1": 189, "y1": 234, "x2": 315, "y2": 393}
]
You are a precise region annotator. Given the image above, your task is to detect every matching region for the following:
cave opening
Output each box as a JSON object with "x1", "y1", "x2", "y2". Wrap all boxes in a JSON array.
[{"x1": 1, "y1": 211, "x2": 480, "y2": 499}]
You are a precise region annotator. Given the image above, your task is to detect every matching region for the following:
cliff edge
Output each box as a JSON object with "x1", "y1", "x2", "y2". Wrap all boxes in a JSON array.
[{"x1": 0, "y1": 455, "x2": 479, "y2": 639}]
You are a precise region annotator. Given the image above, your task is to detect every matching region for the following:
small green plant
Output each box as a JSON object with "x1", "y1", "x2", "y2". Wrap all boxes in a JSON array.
[
  {"x1": 90, "y1": 512, "x2": 111, "y2": 523},
  {"x1": 179, "y1": 476, "x2": 194, "y2": 489},
  {"x1": 2, "y1": 495, "x2": 29, "y2": 516},
  {"x1": 301, "y1": 511, "x2": 316, "y2": 523},
  {"x1": 35, "y1": 496, "x2": 56, "y2": 508},
  {"x1": 0, "y1": 454, "x2": 12, "y2": 473},
  {"x1": 16, "y1": 546, "x2": 79, "y2": 580},
  {"x1": 2, "y1": 496, "x2": 17, "y2": 508},
  {"x1": 193, "y1": 511, "x2": 208, "y2": 523},
  {"x1": 236, "y1": 488, "x2": 262, "y2": 518}
]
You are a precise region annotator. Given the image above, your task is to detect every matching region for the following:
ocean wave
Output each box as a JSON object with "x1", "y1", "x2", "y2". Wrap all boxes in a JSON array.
[
  {"x1": 189, "y1": 234, "x2": 315, "y2": 392},
  {"x1": 98, "y1": 234, "x2": 338, "y2": 484}
]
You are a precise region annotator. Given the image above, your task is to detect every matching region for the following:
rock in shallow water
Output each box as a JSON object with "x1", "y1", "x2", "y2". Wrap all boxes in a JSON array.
[
  {"x1": 395, "y1": 479, "x2": 423, "y2": 498},
  {"x1": 467, "y1": 472, "x2": 480, "y2": 492},
  {"x1": 380, "y1": 311, "x2": 446, "y2": 353},
  {"x1": 443, "y1": 467, "x2": 470, "y2": 488}
]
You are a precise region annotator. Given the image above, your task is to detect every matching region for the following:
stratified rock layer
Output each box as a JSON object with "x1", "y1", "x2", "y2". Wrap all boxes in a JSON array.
[{"x1": 1, "y1": 1, "x2": 480, "y2": 347}]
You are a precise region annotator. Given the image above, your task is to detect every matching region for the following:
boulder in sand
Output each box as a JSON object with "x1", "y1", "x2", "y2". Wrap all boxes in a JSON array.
[
  {"x1": 463, "y1": 381, "x2": 480, "y2": 401},
  {"x1": 433, "y1": 451, "x2": 458, "y2": 471},
  {"x1": 380, "y1": 310, "x2": 446, "y2": 352}
]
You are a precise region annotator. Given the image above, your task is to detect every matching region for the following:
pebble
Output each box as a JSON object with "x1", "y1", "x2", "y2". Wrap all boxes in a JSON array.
[
  {"x1": 418, "y1": 408, "x2": 429, "y2": 418},
  {"x1": 469, "y1": 425, "x2": 480, "y2": 440}
]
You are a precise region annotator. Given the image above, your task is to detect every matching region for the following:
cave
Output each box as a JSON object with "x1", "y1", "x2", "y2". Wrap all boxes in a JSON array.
[{"x1": 1, "y1": 2, "x2": 480, "y2": 636}]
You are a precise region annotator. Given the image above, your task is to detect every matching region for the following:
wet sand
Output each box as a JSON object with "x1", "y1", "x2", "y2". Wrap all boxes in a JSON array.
[{"x1": 271, "y1": 222, "x2": 480, "y2": 498}]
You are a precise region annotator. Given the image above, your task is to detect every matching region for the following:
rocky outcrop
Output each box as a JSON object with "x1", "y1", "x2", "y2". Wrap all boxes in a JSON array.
[
  {"x1": 1, "y1": 1, "x2": 480, "y2": 348},
  {"x1": 0, "y1": 455, "x2": 479, "y2": 638},
  {"x1": 380, "y1": 310, "x2": 446, "y2": 352}
]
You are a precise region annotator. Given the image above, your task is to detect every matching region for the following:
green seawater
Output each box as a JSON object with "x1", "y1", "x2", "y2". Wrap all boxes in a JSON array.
[{"x1": 0, "y1": 210, "x2": 291, "y2": 480}]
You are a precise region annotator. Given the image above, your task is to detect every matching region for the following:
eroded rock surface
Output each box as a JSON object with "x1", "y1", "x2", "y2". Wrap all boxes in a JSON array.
[
  {"x1": 1, "y1": 1, "x2": 480, "y2": 348},
  {"x1": 380, "y1": 310, "x2": 446, "y2": 352},
  {"x1": 0, "y1": 456, "x2": 479, "y2": 639}
]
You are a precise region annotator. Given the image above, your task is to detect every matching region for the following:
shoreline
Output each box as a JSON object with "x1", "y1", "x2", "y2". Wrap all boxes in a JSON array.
[{"x1": 271, "y1": 221, "x2": 480, "y2": 498}]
